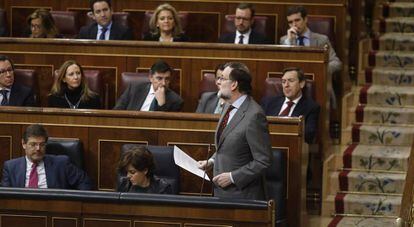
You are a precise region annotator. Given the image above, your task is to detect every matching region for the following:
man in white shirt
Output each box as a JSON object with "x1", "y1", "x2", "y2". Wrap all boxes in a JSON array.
[
  {"x1": 1, "y1": 124, "x2": 92, "y2": 190},
  {"x1": 0, "y1": 55, "x2": 35, "y2": 106},
  {"x1": 219, "y1": 3, "x2": 272, "y2": 44},
  {"x1": 114, "y1": 60, "x2": 183, "y2": 111},
  {"x1": 261, "y1": 67, "x2": 320, "y2": 144},
  {"x1": 77, "y1": 0, "x2": 133, "y2": 40}
]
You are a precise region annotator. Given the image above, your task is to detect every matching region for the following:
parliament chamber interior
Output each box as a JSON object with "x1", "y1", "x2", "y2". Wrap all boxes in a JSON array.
[{"x1": 0, "y1": 0, "x2": 413, "y2": 226}]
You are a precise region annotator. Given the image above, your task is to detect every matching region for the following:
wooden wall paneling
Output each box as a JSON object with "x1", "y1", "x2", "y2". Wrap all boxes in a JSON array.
[
  {"x1": 134, "y1": 220, "x2": 181, "y2": 227},
  {"x1": 0, "y1": 125, "x2": 23, "y2": 177},
  {"x1": 83, "y1": 218, "x2": 131, "y2": 227},
  {"x1": 0, "y1": 214, "x2": 47, "y2": 227},
  {"x1": 52, "y1": 217, "x2": 78, "y2": 227}
]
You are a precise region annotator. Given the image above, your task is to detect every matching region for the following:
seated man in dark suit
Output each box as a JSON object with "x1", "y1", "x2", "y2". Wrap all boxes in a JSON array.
[
  {"x1": 280, "y1": 6, "x2": 342, "y2": 77},
  {"x1": 114, "y1": 60, "x2": 183, "y2": 112},
  {"x1": 219, "y1": 3, "x2": 272, "y2": 44},
  {"x1": 77, "y1": 0, "x2": 133, "y2": 40},
  {"x1": 0, "y1": 55, "x2": 35, "y2": 107},
  {"x1": 1, "y1": 124, "x2": 92, "y2": 190},
  {"x1": 261, "y1": 67, "x2": 320, "y2": 144},
  {"x1": 195, "y1": 64, "x2": 225, "y2": 114}
]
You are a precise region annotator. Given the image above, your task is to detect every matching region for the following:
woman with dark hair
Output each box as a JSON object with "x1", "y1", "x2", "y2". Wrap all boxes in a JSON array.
[
  {"x1": 143, "y1": 3, "x2": 188, "y2": 42},
  {"x1": 48, "y1": 60, "x2": 101, "y2": 109},
  {"x1": 26, "y1": 9, "x2": 61, "y2": 38},
  {"x1": 117, "y1": 145, "x2": 172, "y2": 194}
]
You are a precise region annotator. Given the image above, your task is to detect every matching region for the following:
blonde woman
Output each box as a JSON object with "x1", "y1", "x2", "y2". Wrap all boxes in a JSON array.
[
  {"x1": 143, "y1": 3, "x2": 189, "y2": 42},
  {"x1": 26, "y1": 9, "x2": 61, "y2": 38},
  {"x1": 48, "y1": 60, "x2": 101, "y2": 109}
]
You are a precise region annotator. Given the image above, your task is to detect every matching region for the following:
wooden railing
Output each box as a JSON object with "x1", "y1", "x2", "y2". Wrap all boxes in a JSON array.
[
  {"x1": 399, "y1": 135, "x2": 414, "y2": 226},
  {"x1": 0, "y1": 188, "x2": 274, "y2": 227}
]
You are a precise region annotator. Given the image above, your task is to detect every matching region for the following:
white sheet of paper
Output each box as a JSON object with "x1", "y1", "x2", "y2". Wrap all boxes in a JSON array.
[{"x1": 173, "y1": 146, "x2": 210, "y2": 181}]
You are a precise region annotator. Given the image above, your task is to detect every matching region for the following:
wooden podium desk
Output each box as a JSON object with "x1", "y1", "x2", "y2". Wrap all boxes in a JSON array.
[{"x1": 0, "y1": 106, "x2": 306, "y2": 227}]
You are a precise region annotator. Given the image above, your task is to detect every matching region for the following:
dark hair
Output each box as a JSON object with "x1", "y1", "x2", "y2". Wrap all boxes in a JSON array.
[
  {"x1": 150, "y1": 59, "x2": 173, "y2": 75},
  {"x1": 283, "y1": 67, "x2": 305, "y2": 82},
  {"x1": 214, "y1": 64, "x2": 225, "y2": 77},
  {"x1": 27, "y1": 8, "x2": 59, "y2": 38},
  {"x1": 49, "y1": 60, "x2": 97, "y2": 102},
  {"x1": 23, "y1": 124, "x2": 48, "y2": 143},
  {"x1": 224, "y1": 62, "x2": 252, "y2": 94},
  {"x1": 90, "y1": 0, "x2": 112, "y2": 12},
  {"x1": 237, "y1": 3, "x2": 255, "y2": 18},
  {"x1": 286, "y1": 5, "x2": 307, "y2": 18},
  {"x1": 0, "y1": 55, "x2": 14, "y2": 70},
  {"x1": 118, "y1": 145, "x2": 155, "y2": 178}
]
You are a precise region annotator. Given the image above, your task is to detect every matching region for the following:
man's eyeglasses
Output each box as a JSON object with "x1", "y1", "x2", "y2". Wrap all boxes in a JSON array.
[
  {"x1": 26, "y1": 142, "x2": 46, "y2": 149},
  {"x1": 0, "y1": 68, "x2": 13, "y2": 75},
  {"x1": 216, "y1": 77, "x2": 231, "y2": 82}
]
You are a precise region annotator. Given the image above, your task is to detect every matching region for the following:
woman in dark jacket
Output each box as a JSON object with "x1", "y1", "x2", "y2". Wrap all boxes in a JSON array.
[
  {"x1": 26, "y1": 8, "x2": 62, "y2": 38},
  {"x1": 48, "y1": 60, "x2": 101, "y2": 109},
  {"x1": 117, "y1": 145, "x2": 172, "y2": 194},
  {"x1": 143, "y1": 3, "x2": 189, "y2": 42}
]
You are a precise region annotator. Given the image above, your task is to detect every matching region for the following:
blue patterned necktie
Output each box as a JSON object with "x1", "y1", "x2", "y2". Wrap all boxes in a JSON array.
[
  {"x1": 0, "y1": 90, "x2": 8, "y2": 106},
  {"x1": 298, "y1": 36, "x2": 305, "y2": 46},
  {"x1": 99, "y1": 27, "x2": 108, "y2": 40}
]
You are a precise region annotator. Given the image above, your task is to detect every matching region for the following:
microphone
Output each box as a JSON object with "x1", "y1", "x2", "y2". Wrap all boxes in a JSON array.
[
  {"x1": 199, "y1": 145, "x2": 211, "y2": 196},
  {"x1": 119, "y1": 176, "x2": 131, "y2": 192}
]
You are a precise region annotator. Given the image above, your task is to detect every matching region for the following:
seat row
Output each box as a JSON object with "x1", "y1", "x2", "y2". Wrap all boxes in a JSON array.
[
  {"x1": 15, "y1": 67, "x2": 315, "y2": 110},
  {"x1": 0, "y1": 8, "x2": 336, "y2": 45}
]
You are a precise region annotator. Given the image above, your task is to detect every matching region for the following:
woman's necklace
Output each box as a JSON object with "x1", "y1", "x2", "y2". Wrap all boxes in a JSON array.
[{"x1": 64, "y1": 94, "x2": 81, "y2": 109}]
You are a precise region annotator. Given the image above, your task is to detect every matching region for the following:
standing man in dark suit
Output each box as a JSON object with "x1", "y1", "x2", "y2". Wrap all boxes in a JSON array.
[
  {"x1": 219, "y1": 3, "x2": 272, "y2": 45},
  {"x1": 1, "y1": 124, "x2": 92, "y2": 190},
  {"x1": 199, "y1": 62, "x2": 272, "y2": 200},
  {"x1": 0, "y1": 55, "x2": 35, "y2": 107},
  {"x1": 77, "y1": 0, "x2": 133, "y2": 40},
  {"x1": 261, "y1": 67, "x2": 320, "y2": 144},
  {"x1": 196, "y1": 64, "x2": 225, "y2": 114},
  {"x1": 114, "y1": 60, "x2": 183, "y2": 112}
]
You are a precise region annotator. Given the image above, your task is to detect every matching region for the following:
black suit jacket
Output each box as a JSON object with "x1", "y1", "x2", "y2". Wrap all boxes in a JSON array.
[
  {"x1": 8, "y1": 83, "x2": 36, "y2": 106},
  {"x1": 195, "y1": 91, "x2": 219, "y2": 114},
  {"x1": 143, "y1": 33, "x2": 189, "y2": 42},
  {"x1": 261, "y1": 96, "x2": 320, "y2": 143},
  {"x1": 1, "y1": 155, "x2": 92, "y2": 190},
  {"x1": 219, "y1": 30, "x2": 273, "y2": 44},
  {"x1": 77, "y1": 22, "x2": 133, "y2": 40},
  {"x1": 114, "y1": 82, "x2": 183, "y2": 112}
]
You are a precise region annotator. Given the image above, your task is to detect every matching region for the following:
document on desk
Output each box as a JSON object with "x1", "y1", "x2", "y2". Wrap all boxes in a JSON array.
[{"x1": 173, "y1": 146, "x2": 210, "y2": 181}]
